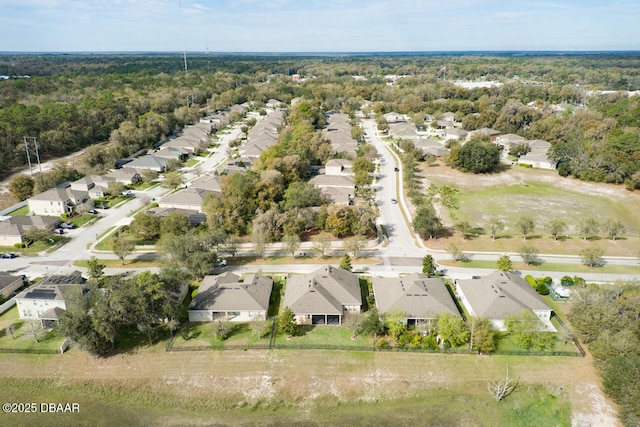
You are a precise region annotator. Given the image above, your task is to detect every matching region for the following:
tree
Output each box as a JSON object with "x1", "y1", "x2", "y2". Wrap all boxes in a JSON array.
[
  {"x1": 424, "y1": 184, "x2": 460, "y2": 220},
  {"x1": 496, "y1": 255, "x2": 513, "y2": 272},
  {"x1": 107, "y1": 180, "x2": 126, "y2": 197},
  {"x1": 468, "y1": 316, "x2": 496, "y2": 354},
  {"x1": 162, "y1": 170, "x2": 185, "y2": 190},
  {"x1": 141, "y1": 169, "x2": 159, "y2": 183},
  {"x1": 214, "y1": 320, "x2": 230, "y2": 340},
  {"x1": 361, "y1": 306, "x2": 384, "y2": 338},
  {"x1": 8, "y1": 175, "x2": 34, "y2": 201},
  {"x1": 603, "y1": 219, "x2": 625, "y2": 241},
  {"x1": 277, "y1": 306, "x2": 297, "y2": 337},
  {"x1": 516, "y1": 216, "x2": 535, "y2": 241},
  {"x1": 87, "y1": 256, "x2": 106, "y2": 282},
  {"x1": 487, "y1": 367, "x2": 518, "y2": 402},
  {"x1": 159, "y1": 212, "x2": 191, "y2": 237},
  {"x1": 455, "y1": 221, "x2": 473, "y2": 240},
  {"x1": 446, "y1": 242, "x2": 464, "y2": 262},
  {"x1": 129, "y1": 212, "x2": 161, "y2": 240},
  {"x1": 577, "y1": 217, "x2": 600, "y2": 241},
  {"x1": 282, "y1": 233, "x2": 301, "y2": 257},
  {"x1": 546, "y1": 218, "x2": 567, "y2": 241},
  {"x1": 580, "y1": 246, "x2": 605, "y2": 267},
  {"x1": 312, "y1": 234, "x2": 331, "y2": 258},
  {"x1": 343, "y1": 312, "x2": 363, "y2": 339},
  {"x1": 25, "y1": 226, "x2": 50, "y2": 243},
  {"x1": 112, "y1": 234, "x2": 135, "y2": 265},
  {"x1": 343, "y1": 235, "x2": 367, "y2": 258},
  {"x1": 436, "y1": 312, "x2": 470, "y2": 348},
  {"x1": 455, "y1": 138, "x2": 501, "y2": 174},
  {"x1": 412, "y1": 204, "x2": 443, "y2": 239},
  {"x1": 422, "y1": 255, "x2": 435, "y2": 276},
  {"x1": 160, "y1": 231, "x2": 219, "y2": 279},
  {"x1": 486, "y1": 216, "x2": 504, "y2": 241},
  {"x1": 518, "y1": 245, "x2": 538, "y2": 265},
  {"x1": 223, "y1": 234, "x2": 242, "y2": 257},
  {"x1": 505, "y1": 311, "x2": 555, "y2": 350},
  {"x1": 340, "y1": 254, "x2": 352, "y2": 271}
]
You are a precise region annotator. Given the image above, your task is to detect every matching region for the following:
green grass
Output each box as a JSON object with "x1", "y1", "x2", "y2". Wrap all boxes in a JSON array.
[
  {"x1": 0, "y1": 377, "x2": 570, "y2": 427},
  {"x1": 6, "y1": 205, "x2": 29, "y2": 216},
  {"x1": 273, "y1": 325, "x2": 373, "y2": 349},
  {"x1": 439, "y1": 178, "x2": 640, "y2": 238},
  {"x1": 183, "y1": 158, "x2": 200, "y2": 167},
  {"x1": 0, "y1": 307, "x2": 65, "y2": 352},
  {"x1": 439, "y1": 259, "x2": 640, "y2": 274},
  {"x1": 74, "y1": 258, "x2": 163, "y2": 269},
  {"x1": 170, "y1": 322, "x2": 272, "y2": 349}
]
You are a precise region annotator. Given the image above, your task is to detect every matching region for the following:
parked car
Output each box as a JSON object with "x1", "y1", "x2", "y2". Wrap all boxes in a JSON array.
[
  {"x1": 390, "y1": 198, "x2": 397, "y2": 204},
  {"x1": 122, "y1": 190, "x2": 134, "y2": 196},
  {"x1": 96, "y1": 204, "x2": 109, "y2": 209},
  {"x1": 88, "y1": 209, "x2": 98, "y2": 214},
  {"x1": 54, "y1": 228, "x2": 64, "y2": 235},
  {"x1": 217, "y1": 259, "x2": 227, "y2": 267},
  {"x1": 1, "y1": 252, "x2": 17, "y2": 259},
  {"x1": 60, "y1": 222, "x2": 76, "y2": 229},
  {"x1": 394, "y1": 167, "x2": 400, "y2": 172}
]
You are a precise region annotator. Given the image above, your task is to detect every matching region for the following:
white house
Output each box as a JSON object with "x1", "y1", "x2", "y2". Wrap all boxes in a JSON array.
[
  {"x1": 15, "y1": 271, "x2": 87, "y2": 328},
  {"x1": 455, "y1": 271, "x2": 554, "y2": 331},
  {"x1": 28, "y1": 186, "x2": 89, "y2": 216},
  {"x1": 188, "y1": 273, "x2": 273, "y2": 322}
]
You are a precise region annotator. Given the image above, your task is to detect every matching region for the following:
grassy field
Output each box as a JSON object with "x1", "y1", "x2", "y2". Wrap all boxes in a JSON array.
[
  {"x1": 0, "y1": 347, "x2": 598, "y2": 427},
  {"x1": 0, "y1": 307, "x2": 64, "y2": 352},
  {"x1": 416, "y1": 163, "x2": 640, "y2": 257}
]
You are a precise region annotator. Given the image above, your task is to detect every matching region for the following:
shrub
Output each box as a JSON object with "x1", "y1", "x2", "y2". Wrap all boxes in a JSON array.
[{"x1": 525, "y1": 275, "x2": 537, "y2": 289}]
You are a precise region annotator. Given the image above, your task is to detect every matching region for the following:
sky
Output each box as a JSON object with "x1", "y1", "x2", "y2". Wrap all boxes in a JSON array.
[{"x1": 1, "y1": 0, "x2": 639, "y2": 52}]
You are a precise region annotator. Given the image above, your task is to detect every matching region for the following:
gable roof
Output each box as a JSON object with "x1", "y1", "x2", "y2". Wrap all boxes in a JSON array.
[
  {"x1": 29, "y1": 187, "x2": 87, "y2": 203},
  {"x1": 282, "y1": 265, "x2": 361, "y2": 315},
  {"x1": 189, "y1": 273, "x2": 273, "y2": 312},
  {"x1": 126, "y1": 155, "x2": 168, "y2": 170},
  {"x1": 0, "y1": 215, "x2": 60, "y2": 237},
  {"x1": 372, "y1": 273, "x2": 461, "y2": 319},
  {"x1": 15, "y1": 270, "x2": 86, "y2": 302},
  {"x1": 159, "y1": 187, "x2": 212, "y2": 207},
  {"x1": 0, "y1": 273, "x2": 24, "y2": 292},
  {"x1": 456, "y1": 271, "x2": 551, "y2": 319}
]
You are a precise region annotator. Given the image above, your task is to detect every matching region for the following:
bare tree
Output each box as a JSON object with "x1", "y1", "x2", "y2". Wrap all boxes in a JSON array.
[{"x1": 487, "y1": 366, "x2": 518, "y2": 402}]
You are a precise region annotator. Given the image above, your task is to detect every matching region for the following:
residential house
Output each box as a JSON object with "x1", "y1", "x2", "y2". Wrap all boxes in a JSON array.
[
  {"x1": 495, "y1": 134, "x2": 526, "y2": 152},
  {"x1": 282, "y1": 265, "x2": 362, "y2": 326},
  {"x1": 190, "y1": 174, "x2": 223, "y2": 193},
  {"x1": 105, "y1": 168, "x2": 142, "y2": 185},
  {"x1": 15, "y1": 271, "x2": 88, "y2": 328},
  {"x1": 309, "y1": 174, "x2": 355, "y2": 190},
  {"x1": 467, "y1": 128, "x2": 501, "y2": 142},
  {"x1": 188, "y1": 273, "x2": 273, "y2": 322},
  {"x1": 413, "y1": 138, "x2": 449, "y2": 158},
  {"x1": 325, "y1": 159, "x2": 353, "y2": 176},
  {"x1": 443, "y1": 128, "x2": 468, "y2": 142},
  {"x1": 388, "y1": 121, "x2": 418, "y2": 139},
  {"x1": 518, "y1": 152, "x2": 557, "y2": 170},
  {"x1": 126, "y1": 155, "x2": 168, "y2": 172},
  {"x1": 0, "y1": 273, "x2": 25, "y2": 298},
  {"x1": 147, "y1": 207, "x2": 206, "y2": 227},
  {"x1": 28, "y1": 186, "x2": 89, "y2": 216},
  {"x1": 372, "y1": 273, "x2": 461, "y2": 325},
  {"x1": 70, "y1": 175, "x2": 114, "y2": 199},
  {"x1": 158, "y1": 187, "x2": 212, "y2": 212},
  {"x1": 0, "y1": 215, "x2": 61, "y2": 246},
  {"x1": 455, "y1": 270, "x2": 554, "y2": 331}
]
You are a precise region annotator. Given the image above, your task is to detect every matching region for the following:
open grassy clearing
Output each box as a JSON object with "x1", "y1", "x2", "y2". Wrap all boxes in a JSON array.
[
  {"x1": 170, "y1": 322, "x2": 271, "y2": 349},
  {"x1": 0, "y1": 348, "x2": 610, "y2": 426},
  {"x1": 0, "y1": 307, "x2": 64, "y2": 352},
  {"x1": 416, "y1": 163, "x2": 640, "y2": 256},
  {"x1": 439, "y1": 259, "x2": 640, "y2": 274}
]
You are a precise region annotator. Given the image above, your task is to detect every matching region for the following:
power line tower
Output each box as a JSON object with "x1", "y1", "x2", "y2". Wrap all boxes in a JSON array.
[{"x1": 23, "y1": 136, "x2": 43, "y2": 177}]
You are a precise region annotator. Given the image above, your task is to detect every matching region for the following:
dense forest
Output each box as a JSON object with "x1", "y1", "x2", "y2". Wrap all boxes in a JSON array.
[{"x1": 2, "y1": 52, "x2": 640, "y2": 190}]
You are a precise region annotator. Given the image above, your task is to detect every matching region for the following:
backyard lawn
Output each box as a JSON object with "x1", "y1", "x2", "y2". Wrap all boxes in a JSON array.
[
  {"x1": 170, "y1": 321, "x2": 272, "y2": 349},
  {"x1": 0, "y1": 307, "x2": 65, "y2": 352}
]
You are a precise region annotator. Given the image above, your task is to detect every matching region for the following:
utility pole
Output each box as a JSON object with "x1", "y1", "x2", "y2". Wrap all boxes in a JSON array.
[{"x1": 23, "y1": 136, "x2": 43, "y2": 177}]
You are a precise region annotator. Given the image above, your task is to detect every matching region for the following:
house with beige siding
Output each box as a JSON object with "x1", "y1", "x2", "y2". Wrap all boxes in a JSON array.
[
  {"x1": 188, "y1": 273, "x2": 273, "y2": 322},
  {"x1": 282, "y1": 265, "x2": 362, "y2": 326}
]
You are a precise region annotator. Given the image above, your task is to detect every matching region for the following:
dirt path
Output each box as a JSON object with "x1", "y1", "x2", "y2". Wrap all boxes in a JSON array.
[{"x1": 0, "y1": 348, "x2": 620, "y2": 426}]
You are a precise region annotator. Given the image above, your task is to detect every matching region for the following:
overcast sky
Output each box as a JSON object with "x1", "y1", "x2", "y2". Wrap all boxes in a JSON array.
[{"x1": 1, "y1": 0, "x2": 639, "y2": 52}]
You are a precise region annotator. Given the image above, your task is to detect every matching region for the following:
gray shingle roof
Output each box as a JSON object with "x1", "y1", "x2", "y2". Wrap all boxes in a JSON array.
[
  {"x1": 189, "y1": 273, "x2": 273, "y2": 312},
  {"x1": 372, "y1": 273, "x2": 460, "y2": 320}
]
